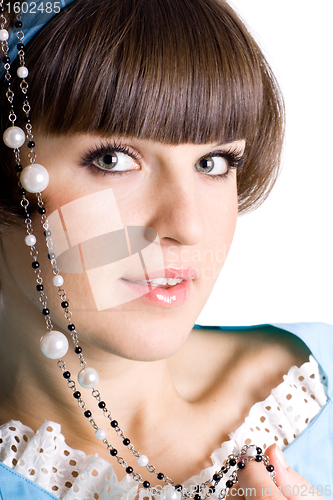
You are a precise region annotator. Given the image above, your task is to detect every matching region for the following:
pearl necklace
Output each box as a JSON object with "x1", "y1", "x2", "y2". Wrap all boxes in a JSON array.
[{"x1": 0, "y1": 4, "x2": 277, "y2": 498}]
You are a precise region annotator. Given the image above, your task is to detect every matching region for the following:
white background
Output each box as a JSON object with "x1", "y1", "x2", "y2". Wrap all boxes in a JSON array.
[{"x1": 196, "y1": 0, "x2": 333, "y2": 326}]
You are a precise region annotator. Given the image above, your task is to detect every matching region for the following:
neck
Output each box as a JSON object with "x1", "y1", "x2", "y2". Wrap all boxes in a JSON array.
[{"x1": 0, "y1": 309, "x2": 180, "y2": 436}]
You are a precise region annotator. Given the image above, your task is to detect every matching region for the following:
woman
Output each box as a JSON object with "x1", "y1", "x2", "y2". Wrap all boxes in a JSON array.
[{"x1": 0, "y1": 0, "x2": 331, "y2": 499}]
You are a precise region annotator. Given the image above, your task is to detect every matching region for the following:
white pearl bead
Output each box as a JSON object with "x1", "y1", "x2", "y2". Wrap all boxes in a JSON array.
[
  {"x1": 78, "y1": 367, "x2": 99, "y2": 388},
  {"x1": 0, "y1": 29, "x2": 9, "y2": 42},
  {"x1": 246, "y1": 445, "x2": 257, "y2": 457},
  {"x1": 52, "y1": 275, "x2": 64, "y2": 287},
  {"x1": 95, "y1": 428, "x2": 107, "y2": 440},
  {"x1": 25, "y1": 234, "x2": 37, "y2": 246},
  {"x1": 20, "y1": 164, "x2": 49, "y2": 193},
  {"x1": 160, "y1": 487, "x2": 181, "y2": 500},
  {"x1": 3, "y1": 126, "x2": 25, "y2": 149},
  {"x1": 137, "y1": 455, "x2": 149, "y2": 467},
  {"x1": 233, "y1": 446, "x2": 242, "y2": 456},
  {"x1": 40, "y1": 331, "x2": 69, "y2": 359},
  {"x1": 17, "y1": 66, "x2": 29, "y2": 78}
]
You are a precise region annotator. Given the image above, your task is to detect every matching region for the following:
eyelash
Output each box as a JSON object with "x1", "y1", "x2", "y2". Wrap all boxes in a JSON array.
[
  {"x1": 79, "y1": 141, "x2": 246, "y2": 181},
  {"x1": 80, "y1": 141, "x2": 140, "y2": 175},
  {"x1": 202, "y1": 149, "x2": 246, "y2": 181}
]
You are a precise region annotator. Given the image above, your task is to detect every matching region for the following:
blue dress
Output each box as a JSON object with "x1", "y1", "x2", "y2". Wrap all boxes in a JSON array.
[{"x1": 1, "y1": 322, "x2": 332, "y2": 499}]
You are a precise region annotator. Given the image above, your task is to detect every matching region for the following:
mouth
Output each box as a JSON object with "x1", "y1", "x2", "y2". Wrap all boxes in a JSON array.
[{"x1": 119, "y1": 271, "x2": 195, "y2": 308}]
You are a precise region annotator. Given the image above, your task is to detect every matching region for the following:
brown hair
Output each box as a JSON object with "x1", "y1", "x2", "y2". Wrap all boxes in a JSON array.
[{"x1": 0, "y1": 0, "x2": 284, "y2": 228}]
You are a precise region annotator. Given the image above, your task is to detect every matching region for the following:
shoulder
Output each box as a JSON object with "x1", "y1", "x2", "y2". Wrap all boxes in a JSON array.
[
  {"x1": 169, "y1": 325, "x2": 311, "y2": 402},
  {"x1": 271, "y1": 322, "x2": 333, "y2": 398}
]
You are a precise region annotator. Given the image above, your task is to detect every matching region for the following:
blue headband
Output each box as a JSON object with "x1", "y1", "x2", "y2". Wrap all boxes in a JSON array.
[{"x1": 0, "y1": 0, "x2": 76, "y2": 80}]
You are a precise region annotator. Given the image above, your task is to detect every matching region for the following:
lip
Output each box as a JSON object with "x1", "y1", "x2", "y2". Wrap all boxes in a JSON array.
[
  {"x1": 122, "y1": 267, "x2": 199, "y2": 281},
  {"x1": 119, "y1": 277, "x2": 192, "y2": 308}
]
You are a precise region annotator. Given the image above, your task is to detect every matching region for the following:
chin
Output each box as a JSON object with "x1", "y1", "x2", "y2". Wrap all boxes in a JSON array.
[
  {"x1": 47, "y1": 271, "x2": 212, "y2": 362},
  {"x1": 54, "y1": 305, "x2": 194, "y2": 362}
]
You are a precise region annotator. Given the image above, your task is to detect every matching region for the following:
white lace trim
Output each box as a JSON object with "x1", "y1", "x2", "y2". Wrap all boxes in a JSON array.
[{"x1": 0, "y1": 355, "x2": 328, "y2": 500}]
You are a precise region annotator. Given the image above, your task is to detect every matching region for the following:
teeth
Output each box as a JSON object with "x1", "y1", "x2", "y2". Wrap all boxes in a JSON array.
[
  {"x1": 167, "y1": 278, "x2": 179, "y2": 285},
  {"x1": 146, "y1": 277, "x2": 184, "y2": 286},
  {"x1": 147, "y1": 278, "x2": 183, "y2": 285},
  {"x1": 148, "y1": 278, "x2": 183, "y2": 285},
  {"x1": 124, "y1": 277, "x2": 184, "y2": 287},
  {"x1": 151, "y1": 278, "x2": 184, "y2": 286},
  {"x1": 150, "y1": 278, "x2": 168, "y2": 285}
]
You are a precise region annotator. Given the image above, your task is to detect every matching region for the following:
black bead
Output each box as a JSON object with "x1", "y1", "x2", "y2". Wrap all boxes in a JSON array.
[
  {"x1": 221, "y1": 466, "x2": 228, "y2": 473},
  {"x1": 256, "y1": 447, "x2": 262, "y2": 455},
  {"x1": 48, "y1": 253, "x2": 56, "y2": 260},
  {"x1": 68, "y1": 324, "x2": 76, "y2": 331},
  {"x1": 238, "y1": 461, "x2": 246, "y2": 469},
  {"x1": 32, "y1": 261, "x2": 40, "y2": 269},
  {"x1": 143, "y1": 481, "x2": 150, "y2": 489},
  {"x1": 229, "y1": 458, "x2": 237, "y2": 466},
  {"x1": 175, "y1": 485, "x2": 182, "y2": 491},
  {"x1": 208, "y1": 487, "x2": 215, "y2": 494},
  {"x1": 36, "y1": 284, "x2": 44, "y2": 292},
  {"x1": 255, "y1": 455, "x2": 262, "y2": 462},
  {"x1": 157, "y1": 473, "x2": 164, "y2": 480},
  {"x1": 15, "y1": 164, "x2": 23, "y2": 172},
  {"x1": 194, "y1": 495, "x2": 201, "y2": 500},
  {"x1": 266, "y1": 465, "x2": 274, "y2": 472},
  {"x1": 44, "y1": 230, "x2": 51, "y2": 237},
  {"x1": 123, "y1": 438, "x2": 130, "y2": 446},
  {"x1": 98, "y1": 401, "x2": 106, "y2": 409},
  {"x1": 74, "y1": 346, "x2": 82, "y2": 354},
  {"x1": 15, "y1": 20, "x2": 23, "y2": 28},
  {"x1": 17, "y1": 43, "x2": 24, "y2": 50},
  {"x1": 110, "y1": 448, "x2": 117, "y2": 456},
  {"x1": 73, "y1": 391, "x2": 81, "y2": 399},
  {"x1": 84, "y1": 410, "x2": 92, "y2": 418},
  {"x1": 27, "y1": 141, "x2": 35, "y2": 149},
  {"x1": 110, "y1": 420, "x2": 118, "y2": 428},
  {"x1": 213, "y1": 473, "x2": 221, "y2": 482},
  {"x1": 125, "y1": 466, "x2": 133, "y2": 474},
  {"x1": 63, "y1": 371, "x2": 71, "y2": 379},
  {"x1": 42, "y1": 308, "x2": 49, "y2": 315},
  {"x1": 38, "y1": 207, "x2": 46, "y2": 215},
  {"x1": 3, "y1": 56, "x2": 10, "y2": 63},
  {"x1": 18, "y1": 188, "x2": 26, "y2": 196},
  {"x1": 61, "y1": 301, "x2": 69, "y2": 309},
  {"x1": 0, "y1": 6, "x2": 5, "y2": 12},
  {"x1": 226, "y1": 480, "x2": 234, "y2": 489},
  {"x1": 24, "y1": 212, "x2": 30, "y2": 219}
]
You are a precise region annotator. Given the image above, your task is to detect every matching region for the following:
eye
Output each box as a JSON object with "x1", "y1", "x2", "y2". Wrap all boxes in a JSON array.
[
  {"x1": 195, "y1": 155, "x2": 228, "y2": 176},
  {"x1": 93, "y1": 151, "x2": 139, "y2": 172}
]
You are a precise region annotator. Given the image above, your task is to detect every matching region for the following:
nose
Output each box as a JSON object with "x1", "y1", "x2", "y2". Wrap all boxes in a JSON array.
[{"x1": 145, "y1": 156, "x2": 205, "y2": 247}]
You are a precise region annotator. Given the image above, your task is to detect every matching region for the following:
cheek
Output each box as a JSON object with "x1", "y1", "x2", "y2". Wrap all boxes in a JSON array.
[
  {"x1": 202, "y1": 184, "x2": 238, "y2": 275},
  {"x1": 42, "y1": 172, "x2": 103, "y2": 214},
  {"x1": 210, "y1": 181, "x2": 238, "y2": 239}
]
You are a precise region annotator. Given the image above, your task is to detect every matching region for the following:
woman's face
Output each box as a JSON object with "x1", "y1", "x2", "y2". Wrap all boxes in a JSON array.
[{"x1": 2, "y1": 134, "x2": 244, "y2": 361}]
